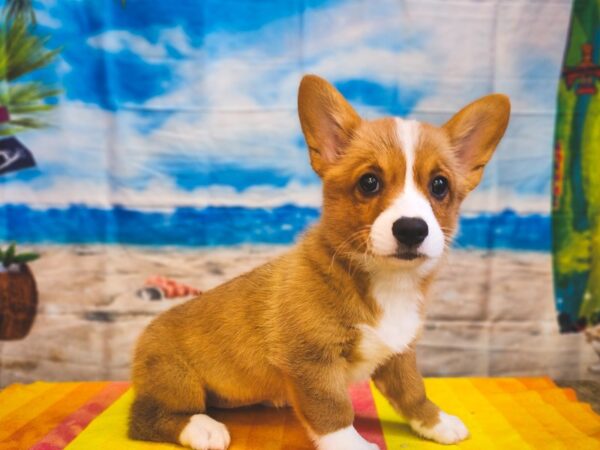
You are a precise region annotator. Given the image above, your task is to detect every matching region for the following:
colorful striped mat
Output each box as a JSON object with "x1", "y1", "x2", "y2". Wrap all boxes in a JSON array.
[{"x1": 1, "y1": 378, "x2": 599, "y2": 449}]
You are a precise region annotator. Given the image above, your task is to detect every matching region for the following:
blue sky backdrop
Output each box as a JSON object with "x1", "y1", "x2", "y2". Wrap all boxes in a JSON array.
[{"x1": 0, "y1": 0, "x2": 573, "y2": 246}]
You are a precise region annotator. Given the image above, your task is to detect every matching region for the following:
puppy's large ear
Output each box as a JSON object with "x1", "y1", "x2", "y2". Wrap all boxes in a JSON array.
[
  {"x1": 444, "y1": 94, "x2": 510, "y2": 192},
  {"x1": 298, "y1": 75, "x2": 361, "y2": 177}
]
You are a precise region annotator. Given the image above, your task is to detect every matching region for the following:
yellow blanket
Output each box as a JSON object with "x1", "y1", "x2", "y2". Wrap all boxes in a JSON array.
[{"x1": 0, "y1": 377, "x2": 598, "y2": 449}]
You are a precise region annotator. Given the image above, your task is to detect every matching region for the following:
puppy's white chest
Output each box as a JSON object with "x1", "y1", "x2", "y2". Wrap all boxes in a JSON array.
[{"x1": 349, "y1": 274, "x2": 423, "y2": 382}]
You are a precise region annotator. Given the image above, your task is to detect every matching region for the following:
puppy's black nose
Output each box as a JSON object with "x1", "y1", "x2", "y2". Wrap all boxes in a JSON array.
[{"x1": 392, "y1": 217, "x2": 428, "y2": 246}]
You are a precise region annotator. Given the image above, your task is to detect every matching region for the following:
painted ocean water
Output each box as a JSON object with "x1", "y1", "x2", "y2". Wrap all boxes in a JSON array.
[{"x1": 0, "y1": 204, "x2": 550, "y2": 251}]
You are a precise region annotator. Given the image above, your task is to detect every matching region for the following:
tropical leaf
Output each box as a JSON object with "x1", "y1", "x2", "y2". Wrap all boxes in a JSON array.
[
  {"x1": 0, "y1": 18, "x2": 61, "y2": 82},
  {"x1": 3, "y1": 117, "x2": 46, "y2": 127},
  {"x1": 0, "y1": 243, "x2": 40, "y2": 267},
  {"x1": 0, "y1": 116, "x2": 50, "y2": 136},
  {"x1": 0, "y1": 82, "x2": 60, "y2": 130},
  {"x1": 3, "y1": 243, "x2": 15, "y2": 267},
  {"x1": 6, "y1": 102, "x2": 54, "y2": 114},
  {"x1": 0, "y1": 124, "x2": 35, "y2": 135},
  {"x1": 3, "y1": 0, "x2": 36, "y2": 24},
  {"x1": 12, "y1": 252, "x2": 40, "y2": 264},
  {"x1": 0, "y1": 19, "x2": 61, "y2": 134},
  {"x1": 1, "y1": 82, "x2": 60, "y2": 104}
]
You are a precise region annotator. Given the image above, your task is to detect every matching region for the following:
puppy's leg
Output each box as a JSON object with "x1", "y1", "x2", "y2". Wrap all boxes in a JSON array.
[
  {"x1": 372, "y1": 350, "x2": 468, "y2": 444},
  {"x1": 129, "y1": 393, "x2": 230, "y2": 450},
  {"x1": 130, "y1": 338, "x2": 231, "y2": 450},
  {"x1": 287, "y1": 364, "x2": 380, "y2": 450}
]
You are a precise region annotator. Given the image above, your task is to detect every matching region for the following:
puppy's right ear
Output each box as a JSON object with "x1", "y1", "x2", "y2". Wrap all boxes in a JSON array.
[{"x1": 298, "y1": 75, "x2": 361, "y2": 177}]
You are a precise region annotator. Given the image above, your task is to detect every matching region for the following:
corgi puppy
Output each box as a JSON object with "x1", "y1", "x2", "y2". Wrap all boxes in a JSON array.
[{"x1": 129, "y1": 75, "x2": 510, "y2": 450}]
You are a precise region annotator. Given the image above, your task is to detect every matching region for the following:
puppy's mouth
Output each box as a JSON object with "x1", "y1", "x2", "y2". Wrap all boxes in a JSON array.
[{"x1": 388, "y1": 250, "x2": 426, "y2": 261}]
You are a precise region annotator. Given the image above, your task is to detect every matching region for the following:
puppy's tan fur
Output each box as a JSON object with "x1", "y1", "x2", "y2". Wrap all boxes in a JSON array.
[{"x1": 129, "y1": 75, "x2": 510, "y2": 449}]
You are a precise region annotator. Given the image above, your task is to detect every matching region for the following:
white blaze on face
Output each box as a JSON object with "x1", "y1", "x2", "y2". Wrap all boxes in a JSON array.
[{"x1": 369, "y1": 118, "x2": 445, "y2": 260}]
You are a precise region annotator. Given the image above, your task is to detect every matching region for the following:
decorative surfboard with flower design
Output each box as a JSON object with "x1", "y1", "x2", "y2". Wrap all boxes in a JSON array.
[{"x1": 553, "y1": 0, "x2": 600, "y2": 332}]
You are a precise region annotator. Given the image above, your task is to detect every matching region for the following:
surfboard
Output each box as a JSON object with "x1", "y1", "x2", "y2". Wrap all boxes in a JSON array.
[{"x1": 553, "y1": 0, "x2": 600, "y2": 332}]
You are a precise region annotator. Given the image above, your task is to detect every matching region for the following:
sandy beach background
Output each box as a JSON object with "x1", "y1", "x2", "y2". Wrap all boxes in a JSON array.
[{"x1": 0, "y1": 244, "x2": 597, "y2": 386}]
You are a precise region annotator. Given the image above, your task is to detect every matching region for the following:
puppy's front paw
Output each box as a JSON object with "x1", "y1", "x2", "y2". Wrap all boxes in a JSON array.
[
  {"x1": 410, "y1": 411, "x2": 469, "y2": 444},
  {"x1": 316, "y1": 426, "x2": 380, "y2": 450},
  {"x1": 179, "y1": 414, "x2": 231, "y2": 450}
]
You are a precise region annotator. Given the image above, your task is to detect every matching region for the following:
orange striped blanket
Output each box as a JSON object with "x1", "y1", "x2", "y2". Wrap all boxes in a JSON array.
[{"x1": 1, "y1": 377, "x2": 599, "y2": 449}]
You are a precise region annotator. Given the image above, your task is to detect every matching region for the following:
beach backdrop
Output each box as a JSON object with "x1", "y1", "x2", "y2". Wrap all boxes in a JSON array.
[{"x1": 0, "y1": 0, "x2": 598, "y2": 384}]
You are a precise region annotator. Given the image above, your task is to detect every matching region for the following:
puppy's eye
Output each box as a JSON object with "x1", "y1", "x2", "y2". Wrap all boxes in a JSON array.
[
  {"x1": 430, "y1": 175, "x2": 449, "y2": 199},
  {"x1": 358, "y1": 173, "x2": 381, "y2": 195}
]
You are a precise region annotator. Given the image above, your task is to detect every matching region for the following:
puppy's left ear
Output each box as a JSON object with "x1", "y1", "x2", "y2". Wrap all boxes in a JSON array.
[{"x1": 443, "y1": 94, "x2": 510, "y2": 192}]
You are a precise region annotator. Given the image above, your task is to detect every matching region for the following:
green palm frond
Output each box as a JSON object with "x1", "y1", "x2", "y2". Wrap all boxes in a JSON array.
[
  {"x1": 0, "y1": 116, "x2": 49, "y2": 136},
  {"x1": 0, "y1": 19, "x2": 61, "y2": 82},
  {"x1": 0, "y1": 18, "x2": 61, "y2": 134},
  {"x1": 0, "y1": 83, "x2": 60, "y2": 135},
  {"x1": 3, "y1": 0, "x2": 36, "y2": 24},
  {"x1": 0, "y1": 243, "x2": 40, "y2": 267},
  {"x1": 0, "y1": 82, "x2": 60, "y2": 110},
  {"x1": 0, "y1": 125, "x2": 35, "y2": 136}
]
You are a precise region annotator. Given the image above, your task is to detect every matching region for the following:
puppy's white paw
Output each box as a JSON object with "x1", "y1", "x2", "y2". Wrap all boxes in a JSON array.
[
  {"x1": 315, "y1": 426, "x2": 380, "y2": 450},
  {"x1": 179, "y1": 414, "x2": 231, "y2": 450},
  {"x1": 410, "y1": 411, "x2": 469, "y2": 444}
]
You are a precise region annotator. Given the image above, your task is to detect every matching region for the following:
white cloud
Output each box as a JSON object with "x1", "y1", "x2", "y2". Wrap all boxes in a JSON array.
[
  {"x1": 112, "y1": 179, "x2": 321, "y2": 209},
  {"x1": 3, "y1": 171, "x2": 550, "y2": 214},
  {"x1": 87, "y1": 31, "x2": 167, "y2": 59},
  {"x1": 2, "y1": 177, "x2": 321, "y2": 209},
  {"x1": 462, "y1": 189, "x2": 550, "y2": 215},
  {"x1": 494, "y1": 1, "x2": 572, "y2": 113},
  {"x1": 36, "y1": 10, "x2": 61, "y2": 29},
  {"x1": 4, "y1": 101, "x2": 318, "y2": 208},
  {"x1": 86, "y1": 27, "x2": 195, "y2": 62},
  {"x1": 158, "y1": 27, "x2": 195, "y2": 56},
  {"x1": 16, "y1": 102, "x2": 113, "y2": 184}
]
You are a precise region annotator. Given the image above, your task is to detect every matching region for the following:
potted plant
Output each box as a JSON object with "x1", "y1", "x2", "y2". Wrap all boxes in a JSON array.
[{"x1": 0, "y1": 243, "x2": 39, "y2": 340}]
